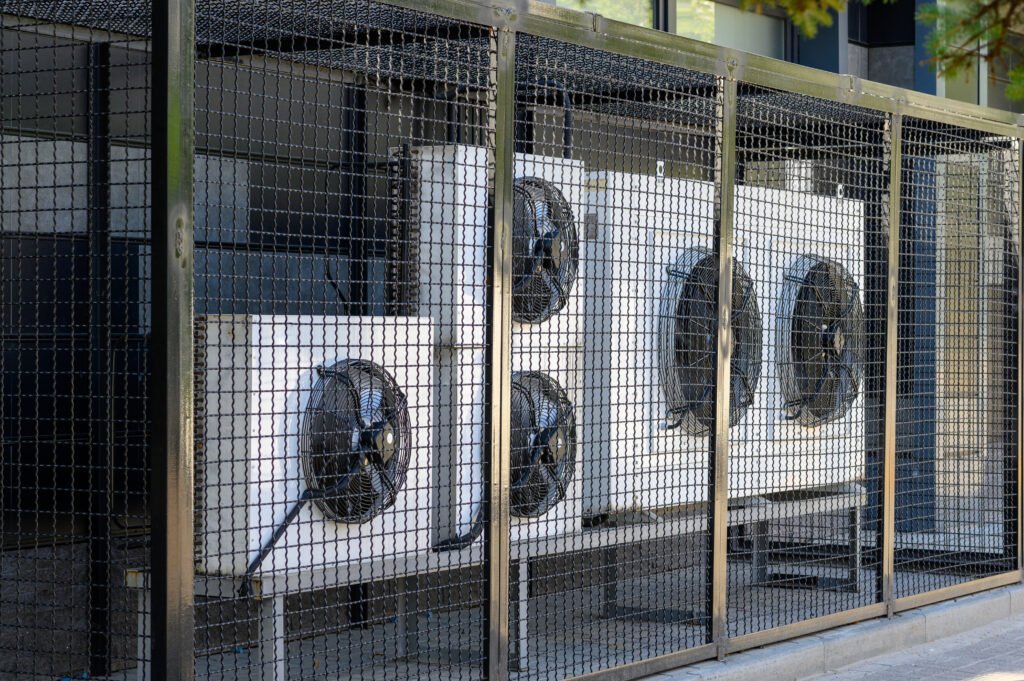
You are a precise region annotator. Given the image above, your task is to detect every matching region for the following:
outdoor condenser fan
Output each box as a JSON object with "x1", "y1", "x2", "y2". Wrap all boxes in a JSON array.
[
  {"x1": 300, "y1": 359, "x2": 412, "y2": 523},
  {"x1": 510, "y1": 371, "x2": 577, "y2": 518},
  {"x1": 512, "y1": 177, "x2": 579, "y2": 324},
  {"x1": 239, "y1": 358, "x2": 412, "y2": 593},
  {"x1": 658, "y1": 248, "x2": 763, "y2": 435},
  {"x1": 778, "y1": 255, "x2": 864, "y2": 427}
]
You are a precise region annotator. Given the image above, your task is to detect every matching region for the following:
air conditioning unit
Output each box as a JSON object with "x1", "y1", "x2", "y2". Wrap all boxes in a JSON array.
[
  {"x1": 509, "y1": 152, "x2": 585, "y2": 542},
  {"x1": 733, "y1": 185, "x2": 867, "y2": 494},
  {"x1": 193, "y1": 314, "x2": 435, "y2": 578},
  {"x1": 582, "y1": 173, "x2": 866, "y2": 517},
  {"x1": 582, "y1": 171, "x2": 763, "y2": 516},
  {"x1": 394, "y1": 145, "x2": 583, "y2": 548}
]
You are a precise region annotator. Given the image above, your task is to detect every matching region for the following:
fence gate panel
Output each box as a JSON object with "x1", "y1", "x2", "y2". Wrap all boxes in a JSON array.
[
  {"x1": 727, "y1": 86, "x2": 888, "y2": 638},
  {"x1": 190, "y1": 1, "x2": 496, "y2": 678},
  {"x1": 895, "y1": 119, "x2": 1020, "y2": 600},
  {"x1": 507, "y1": 33, "x2": 721, "y2": 679},
  {"x1": 1, "y1": 2, "x2": 154, "y2": 678}
]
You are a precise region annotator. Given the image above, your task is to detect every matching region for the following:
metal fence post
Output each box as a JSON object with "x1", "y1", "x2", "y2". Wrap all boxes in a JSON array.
[
  {"x1": 1018, "y1": 136, "x2": 1023, "y2": 578},
  {"x1": 710, "y1": 73, "x2": 737, "y2": 657},
  {"x1": 86, "y1": 40, "x2": 114, "y2": 678},
  {"x1": 152, "y1": 0, "x2": 195, "y2": 675},
  {"x1": 486, "y1": 25, "x2": 515, "y2": 681},
  {"x1": 881, "y1": 111, "x2": 902, "y2": 615}
]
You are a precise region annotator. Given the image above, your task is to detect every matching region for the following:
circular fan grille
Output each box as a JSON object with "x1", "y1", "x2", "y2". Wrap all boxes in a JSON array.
[
  {"x1": 778, "y1": 255, "x2": 864, "y2": 427},
  {"x1": 510, "y1": 371, "x2": 577, "y2": 518},
  {"x1": 658, "y1": 248, "x2": 763, "y2": 435},
  {"x1": 299, "y1": 359, "x2": 411, "y2": 523},
  {"x1": 511, "y1": 177, "x2": 579, "y2": 324}
]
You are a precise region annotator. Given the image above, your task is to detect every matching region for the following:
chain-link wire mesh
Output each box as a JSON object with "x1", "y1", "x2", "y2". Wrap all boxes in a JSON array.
[
  {"x1": 727, "y1": 85, "x2": 887, "y2": 636},
  {"x1": 895, "y1": 119, "x2": 1020, "y2": 598},
  {"x1": 1, "y1": 0, "x2": 1022, "y2": 679},
  {"x1": 1, "y1": 2, "x2": 152, "y2": 678},
  {"x1": 507, "y1": 34, "x2": 718, "y2": 679}
]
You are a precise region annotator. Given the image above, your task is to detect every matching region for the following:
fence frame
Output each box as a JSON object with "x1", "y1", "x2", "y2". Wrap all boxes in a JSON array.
[
  {"x1": 138, "y1": 0, "x2": 1024, "y2": 679},
  {"x1": 151, "y1": 0, "x2": 196, "y2": 678}
]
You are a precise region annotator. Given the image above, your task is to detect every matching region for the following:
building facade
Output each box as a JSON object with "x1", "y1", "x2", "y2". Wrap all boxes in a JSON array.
[{"x1": 545, "y1": 0, "x2": 1023, "y2": 112}]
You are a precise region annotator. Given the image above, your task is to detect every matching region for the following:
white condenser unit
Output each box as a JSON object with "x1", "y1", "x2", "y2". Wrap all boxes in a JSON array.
[
  {"x1": 583, "y1": 171, "x2": 739, "y2": 516},
  {"x1": 733, "y1": 185, "x2": 867, "y2": 494},
  {"x1": 397, "y1": 145, "x2": 584, "y2": 548},
  {"x1": 194, "y1": 314, "x2": 435, "y2": 578},
  {"x1": 509, "y1": 152, "x2": 585, "y2": 543},
  {"x1": 583, "y1": 173, "x2": 867, "y2": 516}
]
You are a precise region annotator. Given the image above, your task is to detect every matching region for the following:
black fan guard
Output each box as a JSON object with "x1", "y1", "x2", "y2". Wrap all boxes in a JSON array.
[
  {"x1": 658, "y1": 248, "x2": 763, "y2": 436},
  {"x1": 511, "y1": 176, "x2": 579, "y2": 324},
  {"x1": 510, "y1": 371, "x2": 577, "y2": 518},
  {"x1": 300, "y1": 359, "x2": 412, "y2": 523},
  {"x1": 777, "y1": 254, "x2": 864, "y2": 427}
]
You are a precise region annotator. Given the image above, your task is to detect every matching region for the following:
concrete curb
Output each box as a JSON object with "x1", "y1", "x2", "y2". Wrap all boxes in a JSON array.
[{"x1": 650, "y1": 583, "x2": 1024, "y2": 680}]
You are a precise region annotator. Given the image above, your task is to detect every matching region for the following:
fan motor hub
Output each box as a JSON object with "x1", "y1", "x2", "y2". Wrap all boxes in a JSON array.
[
  {"x1": 359, "y1": 422, "x2": 397, "y2": 461},
  {"x1": 533, "y1": 229, "x2": 565, "y2": 272},
  {"x1": 821, "y1": 324, "x2": 845, "y2": 356},
  {"x1": 534, "y1": 426, "x2": 568, "y2": 460}
]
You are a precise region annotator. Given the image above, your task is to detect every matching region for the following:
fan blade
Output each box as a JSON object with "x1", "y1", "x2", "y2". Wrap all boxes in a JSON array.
[
  {"x1": 695, "y1": 272, "x2": 716, "y2": 307},
  {"x1": 836, "y1": 276, "x2": 860, "y2": 323},
  {"x1": 534, "y1": 199, "x2": 552, "y2": 237},
  {"x1": 330, "y1": 364, "x2": 365, "y2": 426},
  {"x1": 540, "y1": 266, "x2": 565, "y2": 308},
  {"x1": 513, "y1": 441, "x2": 545, "y2": 489},
  {"x1": 733, "y1": 363, "x2": 757, "y2": 407},
  {"x1": 360, "y1": 383, "x2": 386, "y2": 429},
  {"x1": 835, "y1": 360, "x2": 859, "y2": 395},
  {"x1": 308, "y1": 458, "x2": 363, "y2": 498},
  {"x1": 829, "y1": 266, "x2": 847, "y2": 321},
  {"x1": 366, "y1": 448, "x2": 399, "y2": 499},
  {"x1": 537, "y1": 452, "x2": 567, "y2": 504},
  {"x1": 810, "y1": 361, "x2": 840, "y2": 412}
]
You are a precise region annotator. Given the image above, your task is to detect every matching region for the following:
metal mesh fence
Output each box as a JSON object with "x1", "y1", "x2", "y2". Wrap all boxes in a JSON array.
[
  {"x1": 0, "y1": 0, "x2": 1021, "y2": 680},
  {"x1": 1, "y1": 3, "x2": 152, "y2": 678},
  {"x1": 508, "y1": 34, "x2": 717, "y2": 679},
  {"x1": 895, "y1": 119, "x2": 1020, "y2": 598},
  {"x1": 190, "y1": 2, "x2": 493, "y2": 679},
  {"x1": 728, "y1": 86, "x2": 887, "y2": 636}
]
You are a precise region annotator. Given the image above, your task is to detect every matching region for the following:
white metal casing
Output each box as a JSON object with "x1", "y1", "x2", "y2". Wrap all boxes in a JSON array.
[
  {"x1": 733, "y1": 185, "x2": 867, "y2": 495},
  {"x1": 582, "y1": 174, "x2": 867, "y2": 515},
  {"x1": 194, "y1": 314, "x2": 435, "y2": 577},
  {"x1": 509, "y1": 153, "x2": 585, "y2": 541},
  {"x1": 582, "y1": 171, "x2": 717, "y2": 515},
  {"x1": 406, "y1": 146, "x2": 585, "y2": 547},
  {"x1": 512, "y1": 152, "x2": 586, "y2": 351}
]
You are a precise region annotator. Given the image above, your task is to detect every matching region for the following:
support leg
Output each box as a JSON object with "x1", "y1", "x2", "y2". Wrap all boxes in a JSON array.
[
  {"x1": 848, "y1": 505, "x2": 863, "y2": 593},
  {"x1": 602, "y1": 546, "x2": 619, "y2": 618},
  {"x1": 508, "y1": 560, "x2": 529, "y2": 672},
  {"x1": 396, "y1": 575, "x2": 420, "y2": 660},
  {"x1": 751, "y1": 520, "x2": 770, "y2": 584},
  {"x1": 258, "y1": 595, "x2": 286, "y2": 681},
  {"x1": 136, "y1": 588, "x2": 151, "y2": 681}
]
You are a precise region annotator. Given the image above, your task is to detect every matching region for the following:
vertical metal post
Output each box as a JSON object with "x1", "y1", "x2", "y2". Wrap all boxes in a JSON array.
[
  {"x1": 342, "y1": 84, "x2": 368, "y2": 313},
  {"x1": 709, "y1": 74, "x2": 737, "y2": 656},
  {"x1": 486, "y1": 26, "x2": 515, "y2": 681},
  {"x1": 881, "y1": 112, "x2": 902, "y2": 614},
  {"x1": 87, "y1": 41, "x2": 113, "y2": 678},
  {"x1": 152, "y1": 0, "x2": 195, "y2": 675},
  {"x1": 1017, "y1": 136, "x2": 1023, "y2": 576}
]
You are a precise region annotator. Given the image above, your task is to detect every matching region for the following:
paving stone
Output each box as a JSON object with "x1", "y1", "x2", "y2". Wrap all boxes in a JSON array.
[{"x1": 801, "y1": 605, "x2": 1024, "y2": 681}]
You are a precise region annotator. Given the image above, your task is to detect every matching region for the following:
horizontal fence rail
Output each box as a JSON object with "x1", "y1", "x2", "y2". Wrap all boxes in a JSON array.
[{"x1": 0, "y1": 0, "x2": 1020, "y2": 679}]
